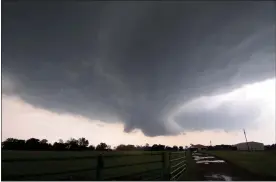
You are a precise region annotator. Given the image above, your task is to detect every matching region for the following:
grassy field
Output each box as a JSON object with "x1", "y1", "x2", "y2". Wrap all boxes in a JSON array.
[
  {"x1": 2, "y1": 150, "x2": 186, "y2": 180},
  {"x1": 204, "y1": 151, "x2": 276, "y2": 179}
]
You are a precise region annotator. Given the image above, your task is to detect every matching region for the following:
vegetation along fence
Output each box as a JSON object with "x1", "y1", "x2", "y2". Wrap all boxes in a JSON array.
[{"x1": 2, "y1": 151, "x2": 187, "y2": 181}]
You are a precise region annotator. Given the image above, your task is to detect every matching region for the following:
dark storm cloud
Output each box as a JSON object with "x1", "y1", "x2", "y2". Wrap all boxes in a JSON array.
[
  {"x1": 2, "y1": 1, "x2": 275, "y2": 136},
  {"x1": 173, "y1": 99, "x2": 262, "y2": 132}
]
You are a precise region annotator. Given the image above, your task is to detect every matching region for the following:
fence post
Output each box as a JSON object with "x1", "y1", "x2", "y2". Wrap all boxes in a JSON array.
[
  {"x1": 162, "y1": 152, "x2": 169, "y2": 180},
  {"x1": 168, "y1": 152, "x2": 172, "y2": 180},
  {"x1": 96, "y1": 153, "x2": 104, "y2": 181}
]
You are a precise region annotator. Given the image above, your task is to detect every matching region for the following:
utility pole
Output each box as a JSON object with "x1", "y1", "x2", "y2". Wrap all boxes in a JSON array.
[
  {"x1": 243, "y1": 129, "x2": 250, "y2": 151},
  {"x1": 210, "y1": 141, "x2": 212, "y2": 146}
]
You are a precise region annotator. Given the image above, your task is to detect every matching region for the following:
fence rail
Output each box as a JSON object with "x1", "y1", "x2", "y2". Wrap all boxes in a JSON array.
[
  {"x1": 2, "y1": 156, "x2": 98, "y2": 162},
  {"x1": 2, "y1": 151, "x2": 187, "y2": 181},
  {"x1": 2, "y1": 152, "x2": 161, "y2": 163},
  {"x1": 104, "y1": 160, "x2": 162, "y2": 169},
  {"x1": 169, "y1": 152, "x2": 187, "y2": 181}
]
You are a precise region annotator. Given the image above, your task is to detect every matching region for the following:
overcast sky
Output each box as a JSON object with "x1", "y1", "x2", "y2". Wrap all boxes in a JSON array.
[{"x1": 2, "y1": 1, "x2": 275, "y2": 146}]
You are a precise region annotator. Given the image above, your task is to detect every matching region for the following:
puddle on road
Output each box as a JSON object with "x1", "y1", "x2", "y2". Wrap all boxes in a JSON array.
[
  {"x1": 193, "y1": 156, "x2": 215, "y2": 161},
  {"x1": 192, "y1": 152, "x2": 235, "y2": 181},
  {"x1": 192, "y1": 152, "x2": 203, "y2": 155},
  {"x1": 192, "y1": 153, "x2": 225, "y2": 164},
  {"x1": 204, "y1": 174, "x2": 232, "y2": 181},
  {"x1": 196, "y1": 160, "x2": 225, "y2": 164}
]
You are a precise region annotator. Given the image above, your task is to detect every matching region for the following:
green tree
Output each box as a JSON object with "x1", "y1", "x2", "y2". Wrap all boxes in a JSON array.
[
  {"x1": 78, "y1": 137, "x2": 89, "y2": 148},
  {"x1": 66, "y1": 138, "x2": 79, "y2": 150},
  {"x1": 96, "y1": 142, "x2": 108, "y2": 151}
]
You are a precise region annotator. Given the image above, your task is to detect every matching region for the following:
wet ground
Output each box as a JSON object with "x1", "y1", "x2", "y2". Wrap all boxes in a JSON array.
[{"x1": 192, "y1": 152, "x2": 255, "y2": 181}]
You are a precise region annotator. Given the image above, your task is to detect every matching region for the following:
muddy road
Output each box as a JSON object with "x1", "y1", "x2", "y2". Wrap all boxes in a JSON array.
[{"x1": 192, "y1": 152, "x2": 261, "y2": 181}]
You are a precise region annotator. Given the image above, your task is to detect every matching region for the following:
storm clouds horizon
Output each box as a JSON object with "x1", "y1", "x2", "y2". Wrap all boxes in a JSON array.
[{"x1": 2, "y1": 1, "x2": 275, "y2": 137}]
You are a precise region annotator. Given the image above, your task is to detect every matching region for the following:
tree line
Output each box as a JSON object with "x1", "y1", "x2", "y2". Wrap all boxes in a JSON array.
[
  {"x1": 206, "y1": 145, "x2": 238, "y2": 151},
  {"x1": 3, "y1": 137, "x2": 275, "y2": 151},
  {"x1": 265, "y1": 144, "x2": 276, "y2": 150},
  {"x1": 1, "y1": 138, "x2": 186, "y2": 151}
]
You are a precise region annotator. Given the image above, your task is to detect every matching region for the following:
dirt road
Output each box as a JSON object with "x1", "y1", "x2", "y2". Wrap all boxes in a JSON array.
[{"x1": 192, "y1": 152, "x2": 259, "y2": 181}]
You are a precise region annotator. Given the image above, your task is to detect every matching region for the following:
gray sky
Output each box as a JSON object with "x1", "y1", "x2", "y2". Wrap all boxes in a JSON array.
[{"x1": 2, "y1": 1, "x2": 275, "y2": 138}]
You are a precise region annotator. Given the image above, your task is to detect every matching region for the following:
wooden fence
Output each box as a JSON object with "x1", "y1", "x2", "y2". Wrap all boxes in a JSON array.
[{"x1": 2, "y1": 151, "x2": 187, "y2": 181}]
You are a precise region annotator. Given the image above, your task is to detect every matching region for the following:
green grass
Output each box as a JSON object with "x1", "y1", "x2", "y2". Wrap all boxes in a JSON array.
[
  {"x1": 204, "y1": 151, "x2": 276, "y2": 178},
  {"x1": 179, "y1": 151, "x2": 204, "y2": 181},
  {"x1": 2, "y1": 150, "x2": 186, "y2": 180}
]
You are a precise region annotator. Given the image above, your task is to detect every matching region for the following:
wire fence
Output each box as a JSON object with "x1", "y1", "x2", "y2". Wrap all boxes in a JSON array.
[
  {"x1": 169, "y1": 152, "x2": 187, "y2": 181},
  {"x1": 2, "y1": 151, "x2": 187, "y2": 181}
]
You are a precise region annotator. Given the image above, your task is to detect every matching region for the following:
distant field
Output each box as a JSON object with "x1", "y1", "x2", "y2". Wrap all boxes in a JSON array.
[
  {"x1": 204, "y1": 151, "x2": 276, "y2": 179},
  {"x1": 2, "y1": 150, "x2": 185, "y2": 180}
]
